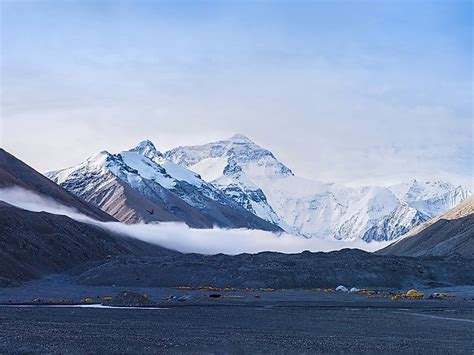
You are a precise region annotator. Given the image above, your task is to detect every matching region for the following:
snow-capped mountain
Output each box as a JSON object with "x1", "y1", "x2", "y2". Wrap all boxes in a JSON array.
[
  {"x1": 166, "y1": 134, "x2": 293, "y2": 179},
  {"x1": 165, "y1": 134, "x2": 472, "y2": 241},
  {"x1": 165, "y1": 134, "x2": 294, "y2": 232},
  {"x1": 47, "y1": 140, "x2": 281, "y2": 231},
  {"x1": 389, "y1": 180, "x2": 470, "y2": 217},
  {"x1": 361, "y1": 204, "x2": 431, "y2": 242}
]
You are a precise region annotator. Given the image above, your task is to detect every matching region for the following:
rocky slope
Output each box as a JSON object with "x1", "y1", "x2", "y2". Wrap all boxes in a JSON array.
[
  {"x1": 76, "y1": 249, "x2": 474, "y2": 289},
  {"x1": 0, "y1": 148, "x2": 115, "y2": 222},
  {"x1": 47, "y1": 141, "x2": 281, "y2": 231},
  {"x1": 0, "y1": 202, "x2": 172, "y2": 286},
  {"x1": 378, "y1": 197, "x2": 474, "y2": 257},
  {"x1": 165, "y1": 134, "x2": 471, "y2": 241}
]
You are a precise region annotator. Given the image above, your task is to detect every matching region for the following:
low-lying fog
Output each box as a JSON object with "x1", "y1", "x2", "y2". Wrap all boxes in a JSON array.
[{"x1": 1, "y1": 187, "x2": 391, "y2": 255}]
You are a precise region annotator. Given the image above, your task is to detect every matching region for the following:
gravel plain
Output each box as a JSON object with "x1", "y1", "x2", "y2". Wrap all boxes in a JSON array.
[
  {"x1": 1, "y1": 277, "x2": 473, "y2": 353},
  {"x1": 1, "y1": 301, "x2": 473, "y2": 353}
]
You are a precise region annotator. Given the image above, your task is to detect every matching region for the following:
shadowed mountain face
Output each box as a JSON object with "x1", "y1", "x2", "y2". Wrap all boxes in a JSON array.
[
  {"x1": 0, "y1": 202, "x2": 173, "y2": 287},
  {"x1": 0, "y1": 148, "x2": 115, "y2": 222},
  {"x1": 378, "y1": 197, "x2": 474, "y2": 258}
]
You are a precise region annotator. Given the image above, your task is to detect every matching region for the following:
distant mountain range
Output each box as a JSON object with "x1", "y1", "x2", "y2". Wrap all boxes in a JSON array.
[
  {"x1": 165, "y1": 134, "x2": 471, "y2": 241},
  {"x1": 47, "y1": 134, "x2": 471, "y2": 242}
]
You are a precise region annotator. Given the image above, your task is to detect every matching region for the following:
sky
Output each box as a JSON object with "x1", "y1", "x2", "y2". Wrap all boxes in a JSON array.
[{"x1": 1, "y1": 0, "x2": 472, "y2": 188}]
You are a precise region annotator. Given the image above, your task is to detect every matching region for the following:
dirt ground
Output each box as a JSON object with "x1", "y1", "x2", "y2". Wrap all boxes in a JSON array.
[{"x1": 1, "y1": 276, "x2": 473, "y2": 353}]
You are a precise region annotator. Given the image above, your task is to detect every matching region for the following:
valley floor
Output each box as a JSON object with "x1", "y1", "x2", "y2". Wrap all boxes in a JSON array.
[
  {"x1": 1, "y1": 301, "x2": 473, "y2": 353},
  {"x1": 1, "y1": 276, "x2": 473, "y2": 353}
]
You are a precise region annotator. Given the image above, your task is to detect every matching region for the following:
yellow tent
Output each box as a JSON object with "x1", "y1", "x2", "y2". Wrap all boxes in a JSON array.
[{"x1": 406, "y1": 289, "x2": 424, "y2": 298}]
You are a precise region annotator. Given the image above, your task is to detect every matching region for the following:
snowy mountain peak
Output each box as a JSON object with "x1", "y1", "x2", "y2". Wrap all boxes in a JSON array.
[
  {"x1": 130, "y1": 139, "x2": 163, "y2": 160},
  {"x1": 390, "y1": 180, "x2": 455, "y2": 201},
  {"x1": 228, "y1": 133, "x2": 253, "y2": 142},
  {"x1": 165, "y1": 135, "x2": 293, "y2": 179},
  {"x1": 135, "y1": 139, "x2": 156, "y2": 150},
  {"x1": 87, "y1": 150, "x2": 111, "y2": 165}
]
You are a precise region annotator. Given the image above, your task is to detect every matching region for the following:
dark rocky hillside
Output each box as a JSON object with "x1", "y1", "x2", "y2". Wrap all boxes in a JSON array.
[
  {"x1": 0, "y1": 148, "x2": 115, "y2": 222},
  {"x1": 2, "y1": 202, "x2": 473, "y2": 289},
  {"x1": 75, "y1": 249, "x2": 474, "y2": 289},
  {"x1": 0, "y1": 203, "x2": 172, "y2": 287}
]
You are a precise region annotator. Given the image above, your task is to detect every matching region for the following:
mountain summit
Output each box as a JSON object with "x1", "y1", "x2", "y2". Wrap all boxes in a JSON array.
[
  {"x1": 130, "y1": 139, "x2": 163, "y2": 160},
  {"x1": 165, "y1": 134, "x2": 294, "y2": 178},
  {"x1": 228, "y1": 133, "x2": 253, "y2": 142},
  {"x1": 165, "y1": 134, "x2": 295, "y2": 229}
]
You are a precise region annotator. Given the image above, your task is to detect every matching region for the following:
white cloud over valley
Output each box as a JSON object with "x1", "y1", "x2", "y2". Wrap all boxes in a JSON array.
[{"x1": 0, "y1": 188, "x2": 390, "y2": 255}]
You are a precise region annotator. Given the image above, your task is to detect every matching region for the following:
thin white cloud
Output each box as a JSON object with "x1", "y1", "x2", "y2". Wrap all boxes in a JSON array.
[{"x1": 0, "y1": 187, "x2": 390, "y2": 255}]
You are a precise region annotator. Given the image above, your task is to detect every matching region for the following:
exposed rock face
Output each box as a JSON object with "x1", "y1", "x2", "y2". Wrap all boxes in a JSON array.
[{"x1": 0, "y1": 202, "x2": 172, "y2": 286}]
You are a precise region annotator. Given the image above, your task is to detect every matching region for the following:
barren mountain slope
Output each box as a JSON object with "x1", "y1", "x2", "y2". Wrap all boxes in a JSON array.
[{"x1": 378, "y1": 197, "x2": 474, "y2": 257}]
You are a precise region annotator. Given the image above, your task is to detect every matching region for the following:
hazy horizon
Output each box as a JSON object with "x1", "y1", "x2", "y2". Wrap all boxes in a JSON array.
[{"x1": 1, "y1": 0, "x2": 472, "y2": 188}]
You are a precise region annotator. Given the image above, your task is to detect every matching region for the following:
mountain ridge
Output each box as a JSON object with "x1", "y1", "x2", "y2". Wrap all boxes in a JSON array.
[
  {"x1": 164, "y1": 134, "x2": 472, "y2": 241},
  {"x1": 43, "y1": 135, "x2": 471, "y2": 242},
  {"x1": 47, "y1": 141, "x2": 282, "y2": 231}
]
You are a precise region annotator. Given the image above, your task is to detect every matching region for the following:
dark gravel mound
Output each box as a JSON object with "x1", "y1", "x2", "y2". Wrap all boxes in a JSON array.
[
  {"x1": 106, "y1": 291, "x2": 156, "y2": 307},
  {"x1": 75, "y1": 249, "x2": 474, "y2": 289},
  {"x1": 0, "y1": 203, "x2": 174, "y2": 287},
  {"x1": 0, "y1": 148, "x2": 115, "y2": 222}
]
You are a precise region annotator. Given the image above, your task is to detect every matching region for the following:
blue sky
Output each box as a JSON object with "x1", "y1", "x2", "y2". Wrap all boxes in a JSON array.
[{"x1": 1, "y1": 0, "x2": 472, "y2": 187}]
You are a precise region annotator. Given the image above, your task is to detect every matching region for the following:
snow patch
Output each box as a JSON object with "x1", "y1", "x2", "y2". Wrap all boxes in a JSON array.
[{"x1": 190, "y1": 157, "x2": 229, "y2": 182}]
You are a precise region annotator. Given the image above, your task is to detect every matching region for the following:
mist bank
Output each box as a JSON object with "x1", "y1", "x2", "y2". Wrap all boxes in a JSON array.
[{"x1": 0, "y1": 188, "x2": 391, "y2": 255}]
